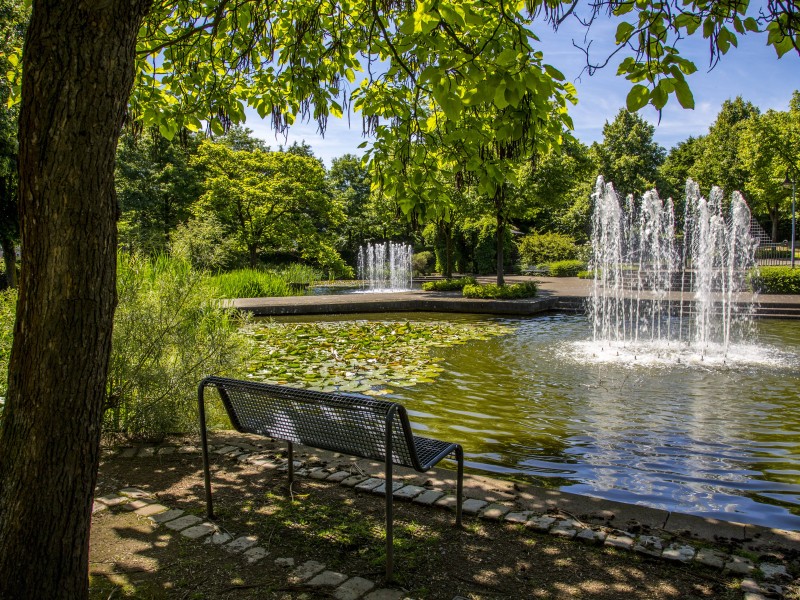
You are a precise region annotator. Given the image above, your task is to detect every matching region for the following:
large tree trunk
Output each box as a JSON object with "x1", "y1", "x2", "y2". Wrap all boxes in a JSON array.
[
  {"x1": 0, "y1": 2, "x2": 151, "y2": 598},
  {"x1": 495, "y1": 211, "x2": 505, "y2": 286},
  {"x1": 770, "y1": 202, "x2": 780, "y2": 243}
]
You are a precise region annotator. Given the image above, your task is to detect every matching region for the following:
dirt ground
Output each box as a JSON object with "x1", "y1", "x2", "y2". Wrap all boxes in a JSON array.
[{"x1": 89, "y1": 439, "x2": 789, "y2": 600}]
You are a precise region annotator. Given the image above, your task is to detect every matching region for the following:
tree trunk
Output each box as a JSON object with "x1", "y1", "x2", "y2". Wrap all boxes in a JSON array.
[
  {"x1": 496, "y1": 211, "x2": 505, "y2": 286},
  {"x1": 0, "y1": 2, "x2": 151, "y2": 599},
  {"x1": 771, "y1": 203, "x2": 780, "y2": 243},
  {"x1": 249, "y1": 244, "x2": 258, "y2": 268},
  {"x1": 0, "y1": 235, "x2": 16, "y2": 288},
  {"x1": 444, "y1": 221, "x2": 453, "y2": 279}
]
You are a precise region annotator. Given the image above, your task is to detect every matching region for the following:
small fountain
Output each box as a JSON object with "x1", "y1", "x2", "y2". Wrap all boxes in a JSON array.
[
  {"x1": 357, "y1": 242, "x2": 413, "y2": 293},
  {"x1": 581, "y1": 176, "x2": 761, "y2": 366}
]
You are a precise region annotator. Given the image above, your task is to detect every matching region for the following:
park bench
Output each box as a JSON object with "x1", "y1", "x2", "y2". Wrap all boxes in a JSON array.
[{"x1": 197, "y1": 376, "x2": 464, "y2": 579}]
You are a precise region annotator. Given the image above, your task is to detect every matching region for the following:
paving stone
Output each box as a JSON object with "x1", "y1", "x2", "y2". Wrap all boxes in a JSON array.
[
  {"x1": 119, "y1": 447, "x2": 138, "y2": 458},
  {"x1": 243, "y1": 546, "x2": 269, "y2": 564},
  {"x1": 633, "y1": 535, "x2": 664, "y2": 557},
  {"x1": 354, "y1": 478, "x2": 384, "y2": 492},
  {"x1": 96, "y1": 494, "x2": 128, "y2": 507},
  {"x1": 205, "y1": 532, "x2": 233, "y2": 545},
  {"x1": 371, "y1": 481, "x2": 404, "y2": 496},
  {"x1": 662, "y1": 543, "x2": 695, "y2": 563},
  {"x1": 340, "y1": 475, "x2": 368, "y2": 487},
  {"x1": 725, "y1": 555, "x2": 755, "y2": 575},
  {"x1": 306, "y1": 571, "x2": 348, "y2": 587},
  {"x1": 179, "y1": 521, "x2": 215, "y2": 539},
  {"x1": 214, "y1": 445, "x2": 239, "y2": 455},
  {"x1": 274, "y1": 557, "x2": 295, "y2": 568},
  {"x1": 550, "y1": 520, "x2": 578, "y2": 539},
  {"x1": 294, "y1": 468, "x2": 311, "y2": 477},
  {"x1": 504, "y1": 511, "x2": 532, "y2": 524},
  {"x1": 695, "y1": 548, "x2": 727, "y2": 569},
  {"x1": 120, "y1": 487, "x2": 151, "y2": 499},
  {"x1": 309, "y1": 469, "x2": 332, "y2": 480},
  {"x1": 157, "y1": 446, "x2": 176, "y2": 455},
  {"x1": 165, "y1": 515, "x2": 203, "y2": 531},
  {"x1": 236, "y1": 453, "x2": 252, "y2": 462},
  {"x1": 225, "y1": 535, "x2": 259, "y2": 554},
  {"x1": 138, "y1": 447, "x2": 156, "y2": 457},
  {"x1": 92, "y1": 502, "x2": 108, "y2": 514},
  {"x1": 394, "y1": 484, "x2": 426, "y2": 500},
  {"x1": 760, "y1": 562, "x2": 790, "y2": 581},
  {"x1": 480, "y1": 504, "x2": 511, "y2": 521},
  {"x1": 122, "y1": 499, "x2": 152, "y2": 512},
  {"x1": 743, "y1": 593, "x2": 768, "y2": 600},
  {"x1": 434, "y1": 495, "x2": 459, "y2": 511},
  {"x1": 326, "y1": 471, "x2": 352, "y2": 483},
  {"x1": 575, "y1": 528, "x2": 607, "y2": 544},
  {"x1": 363, "y1": 589, "x2": 406, "y2": 600},
  {"x1": 150, "y1": 509, "x2": 184, "y2": 524},
  {"x1": 333, "y1": 576, "x2": 376, "y2": 600},
  {"x1": 177, "y1": 445, "x2": 200, "y2": 454},
  {"x1": 526, "y1": 516, "x2": 556, "y2": 532},
  {"x1": 277, "y1": 460, "x2": 304, "y2": 473},
  {"x1": 741, "y1": 579, "x2": 763, "y2": 594},
  {"x1": 134, "y1": 503, "x2": 169, "y2": 517},
  {"x1": 413, "y1": 489, "x2": 445, "y2": 506},
  {"x1": 288, "y1": 560, "x2": 326, "y2": 583},
  {"x1": 605, "y1": 533, "x2": 635, "y2": 551}
]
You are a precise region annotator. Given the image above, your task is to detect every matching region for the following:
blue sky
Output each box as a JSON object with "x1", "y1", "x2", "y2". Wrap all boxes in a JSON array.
[{"x1": 245, "y1": 19, "x2": 800, "y2": 167}]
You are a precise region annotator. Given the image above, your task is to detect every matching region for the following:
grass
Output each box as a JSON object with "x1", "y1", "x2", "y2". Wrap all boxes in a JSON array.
[{"x1": 208, "y1": 265, "x2": 321, "y2": 299}]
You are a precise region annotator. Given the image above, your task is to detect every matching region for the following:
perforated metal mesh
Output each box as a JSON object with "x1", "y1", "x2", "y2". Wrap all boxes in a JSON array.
[{"x1": 204, "y1": 376, "x2": 457, "y2": 471}]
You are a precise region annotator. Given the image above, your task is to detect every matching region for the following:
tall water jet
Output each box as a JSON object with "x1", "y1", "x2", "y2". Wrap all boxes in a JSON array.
[
  {"x1": 587, "y1": 176, "x2": 758, "y2": 365},
  {"x1": 357, "y1": 242, "x2": 413, "y2": 292}
]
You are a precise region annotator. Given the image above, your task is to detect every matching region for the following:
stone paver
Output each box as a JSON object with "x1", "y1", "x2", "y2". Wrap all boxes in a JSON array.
[
  {"x1": 341, "y1": 475, "x2": 369, "y2": 487},
  {"x1": 326, "y1": 471, "x2": 352, "y2": 483},
  {"x1": 461, "y1": 496, "x2": 488, "y2": 515},
  {"x1": 434, "y1": 495, "x2": 458, "y2": 511},
  {"x1": 662, "y1": 543, "x2": 695, "y2": 563},
  {"x1": 205, "y1": 532, "x2": 233, "y2": 545},
  {"x1": 165, "y1": 515, "x2": 202, "y2": 531},
  {"x1": 333, "y1": 576, "x2": 376, "y2": 600},
  {"x1": 180, "y1": 522, "x2": 216, "y2": 540},
  {"x1": 695, "y1": 548, "x2": 727, "y2": 569},
  {"x1": 575, "y1": 528, "x2": 607, "y2": 544},
  {"x1": 134, "y1": 503, "x2": 169, "y2": 517},
  {"x1": 92, "y1": 502, "x2": 108, "y2": 514},
  {"x1": 288, "y1": 560, "x2": 326, "y2": 583},
  {"x1": 243, "y1": 546, "x2": 269, "y2": 564},
  {"x1": 412, "y1": 489, "x2": 444, "y2": 506},
  {"x1": 177, "y1": 445, "x2": 200, "y2": 454},
  {"x1": 550, "y1": 519, "x2": 578, "y2": 539},
  {"x1": 504, "y1": 511, "x2": 532, "y2": 524},
  {"x1": 480, "y1": 504, "x2": 512, "y2": 521},
  {"x1": 633, "y1": 535, "x2": 664, "y2": 557},
  {"x1": 214, "y1": 445, "x2": 239, "y2": 455},
  {"x1": 119, "y1": 447, "x2": 138, "y2": 458},
  {"x1": 274, "y1": 557, "x2": 295, "y2": 568},
  {"x1": 526, "y1": 515, "x2": 556, "y2": 532},
  {"x1": 309, "y1": 469, "x2": 332, "y2": 480},
  {"x1": 96, "y1": 494, "x2": 128, "y2": 507},
  {"x1": 363, "y1": 589, "x2": 406, "y2": 600},
  {"x1": 371, "y1": 481, "x2": 404, "y2": 496},
  {"x1": 354, "y1": 478, "x2": 384, "y2": 492},
  {"x1": 725, "y1": 555, "x2": 755, "y2": 575},
  {"x1": 150, "y1": 508, "x2": 184, "y2": 524},
  {"x1": 138, "y1": 447, "x2": 156, "y2": 457},
  {"x1": 225, "y1": 535, "x2": 259, "y2": 554},
  {"x1": 760, "y1": 562, "x2": 790, "y2": 580},
  {"x1": 306, "y1": 570, "x2": 348, "y2": 587},
  {"x1": 122, "y1": 499, "x2": 152, "y2": 511},
  {"x1": 605, "y1": 533, "x2": 635, "y2": 551},
  {"x1": 393, "y1": 484, "x2": 426, "y2": 500},
  {"x1": 157, "y1": 446, "x2": 176, "y2": 455}
]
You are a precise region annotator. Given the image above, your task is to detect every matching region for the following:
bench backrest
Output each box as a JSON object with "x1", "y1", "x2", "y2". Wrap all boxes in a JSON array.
[{"x1": 201, "y1": 376, "x2": 423, "y2": 470}]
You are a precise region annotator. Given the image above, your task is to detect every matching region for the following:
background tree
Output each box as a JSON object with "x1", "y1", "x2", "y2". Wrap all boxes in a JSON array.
[
  {"x1": 590, "y1": 109, "x2": 666, "y2": 198},
  {"x1": 328, "y1": 153, "x2": 376, "y2": 264},
  {"x1": 658, "y1": 136, "x2": 705, "y2": 206},
  {"x1": 115, "y1": 128, "x2": 202, "y2": 254}
]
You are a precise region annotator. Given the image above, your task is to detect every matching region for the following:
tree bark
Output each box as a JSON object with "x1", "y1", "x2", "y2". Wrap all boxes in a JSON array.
[
  {"x1": 495, "y1": 190, "x2": 505, "y2": 286},
  {"x1": 770, "y1": 202, "x2": 780, "y2": 243},
  {"x1": 0, "y1": 1, "x2": 151, "y2": 598}
]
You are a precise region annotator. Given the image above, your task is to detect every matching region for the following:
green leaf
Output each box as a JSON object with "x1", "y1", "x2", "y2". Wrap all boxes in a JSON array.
[
  {"x1": 615, "y1": 22, "x2": 635, "y2": 44},
  {"x1": 543, "y1": 64, "x2": 565, "y2": 81},
  {"x1": 626, "y1": 84, "x2": 650, "y2": 111},
  {"x1": 674, "y1": 78, "x2": 695, "y2": 109}
]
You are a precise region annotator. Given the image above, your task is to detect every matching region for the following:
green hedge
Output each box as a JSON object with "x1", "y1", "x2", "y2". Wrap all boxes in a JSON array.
[
  {"x1": 518, "y1": 232, "x2": 578, "y2": 268},
  {"x1": 462, "y1": 281, "x2": 538, "y2": 299},
  {"x1": 421, "y1": 277, "x2": 477, "y2": 291},
  {"x1": 749, "y1": 267, "x2": 800, "y2": 294},
  {"x1": 547, "y1": 260, "x2": 587, "y2": 277}
]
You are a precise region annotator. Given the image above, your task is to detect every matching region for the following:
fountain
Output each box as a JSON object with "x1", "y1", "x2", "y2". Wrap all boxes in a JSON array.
[
  {"x1": 357, "y1": 242, "x2": 413, "y2": 292},
  {"x1": 583, "y1": 176, "x2": 760, "y2": 366}
]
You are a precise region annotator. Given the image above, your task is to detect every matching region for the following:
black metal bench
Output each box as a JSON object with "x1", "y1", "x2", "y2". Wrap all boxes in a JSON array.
[{"x1": 197, "y1": 376, "x2": 464, "y2": 579}]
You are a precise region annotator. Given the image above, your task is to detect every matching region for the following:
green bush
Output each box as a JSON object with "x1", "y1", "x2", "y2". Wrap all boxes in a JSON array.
[
  {"x1": 170, "y1": 215, "x2": 240, "y2": 272},
  {"x1": 209, "y1": 265, "x2": 319, "y2": 298},
  {"x1": 421, "y1": 277, "x2": 477, "y2": 291},
  {"x1": 576, "y1": 270, "x2": 596, "y2": 279},
  {"x1": 106, "y1": 254, "x2": 252, "y2": 440},
  {"x1": 547, "y1": 259, "x2": 587, "y2": 277},
  {"x1": 749, "y1": 267, "x2": 800, "y2": 294},
  {"x1": 0, "y1": 288, "x2": 17, "y2": 402},
  {"x1": 462, "y1": 281, "x2": 538, "y2": 299},
  {"x1": 518, "y1": 232, "x2": 578, "y2": 268},
  {"x1": 412, "y1": 250, "x2": 434, "y2": 276}
]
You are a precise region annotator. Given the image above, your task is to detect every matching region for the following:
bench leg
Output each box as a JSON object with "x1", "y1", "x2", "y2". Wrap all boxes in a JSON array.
[
  {"x1": 198, "y1": 382, "x2": 214, "y2": 520},
  {"x1": 385, "y1": 444, "x2": 394, "y2": 581},
  {"x1": 455, "y1": 445, "x2": 464, "y2": 528},
  {"x1": 287, "y1": 441, "x2": 294, "y2": 495}
]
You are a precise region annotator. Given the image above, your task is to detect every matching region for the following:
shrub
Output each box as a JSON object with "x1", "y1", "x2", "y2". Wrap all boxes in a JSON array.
[
  {"x1": 412, "y1": 250, "x2": 434, "y2": 276},
  {"x1": 547, "y1": 260, "x2": 587, "y2": 277},
  {"x1": 421, "y1": 277, "x2": 477, "y2": 291},
  {"x1": 208, "y1": 265, "x2": 319, "y2": 298},
  {"x1": 748, "y1": 267, "x2": 800, "y2": 294},
  {"x1": 106, "y1": 254, "x2": 252, "y2": 440},
  {"x1": 0, "y1": 288, "x2": 17, "y2": 402},
  {"x1": 518, "y1": 232, "x2": 578, "y2": 268},
  {"x1": 170, "y1": 215, "x2": 240, "y2": 272},
  {"x1": 462, "y1": 281, "x2": 538, "y2": 299},
  {"x1": 576, "y1": 270, "x2": 596, "y2": 279}
]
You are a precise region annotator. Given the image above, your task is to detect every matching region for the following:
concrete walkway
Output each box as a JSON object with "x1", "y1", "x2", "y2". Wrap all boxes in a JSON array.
[{"x1": 232, "y1": 276, "x2": 800, "y2": 318}]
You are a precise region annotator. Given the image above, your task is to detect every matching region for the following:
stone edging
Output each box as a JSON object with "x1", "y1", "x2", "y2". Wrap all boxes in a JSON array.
[{"x1": 106, "y1": 441, "x2": 798, "y2": 600}]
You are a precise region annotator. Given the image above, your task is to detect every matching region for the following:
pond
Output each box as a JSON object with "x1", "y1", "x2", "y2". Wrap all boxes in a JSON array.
[{"x1": 246, "y1": 312, "x2": 800, "y2": 530}]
